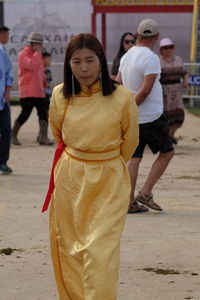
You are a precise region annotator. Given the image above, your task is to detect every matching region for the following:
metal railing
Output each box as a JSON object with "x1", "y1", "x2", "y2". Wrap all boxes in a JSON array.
[
  {"x1": 11, "y1": 61, "x2": 200, "y2": 107},
  {"x1": 183, "y1": 62, "x2": 200, "y2": 107}
]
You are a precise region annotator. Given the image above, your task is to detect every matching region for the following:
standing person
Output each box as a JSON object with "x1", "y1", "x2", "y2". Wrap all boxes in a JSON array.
[
  {"x1": 0, "y1": 26, "x2": 13, "y2": 174},
  {"x1": 12, "y1": 32, "x2": 52, "y2": 146},
  {"x1": 116, "y1": 19, "x2": 174, "y2": 213},
  {"x1": 42, "y1": 51, "x2": 52, "y2": 114},
  {"x1": 42, "y1": 33, "x2": 139, "y2": 299},
  {"x1": 36, "y1": 51, "x2": 54, "y2": 145},
  {"x1": 111, "y1": 32, "x2": 135, "y2": 80},
  {"x1": 159, "y1": 37, "x2": 188, "y2": 144}
]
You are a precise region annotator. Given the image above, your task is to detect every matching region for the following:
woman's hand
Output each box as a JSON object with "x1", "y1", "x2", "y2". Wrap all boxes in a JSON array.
[{"x1": 182, "y1": 74, "x2": 188, "y2": 89}]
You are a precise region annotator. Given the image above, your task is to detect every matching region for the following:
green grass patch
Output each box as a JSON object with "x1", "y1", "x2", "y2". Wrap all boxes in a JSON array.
[
  {"x1": 186, "y1": 106, "x2": 200, "y2": 117},
  {"x1": 10, "y1": 96, "x2": 20, "y2": 105},
  {"x1": 177, "y1": 176, "x2": 200, "y2": 180}
]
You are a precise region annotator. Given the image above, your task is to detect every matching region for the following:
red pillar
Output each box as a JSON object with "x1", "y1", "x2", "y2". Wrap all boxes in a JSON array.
[
  {"x1": 0, "y1": 1, "x2": 4, "y2": 26},
  {"x1": 91, "y1": 12, "x2": 96, "y2": 36},
  {"x1": 101, "y1": 13, "x2": 106, "y2": 53}
]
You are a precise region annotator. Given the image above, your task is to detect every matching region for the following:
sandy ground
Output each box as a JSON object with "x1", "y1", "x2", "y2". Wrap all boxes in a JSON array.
[{"x1": 0, "y1": 106, "x2": 200, "y2": 300}]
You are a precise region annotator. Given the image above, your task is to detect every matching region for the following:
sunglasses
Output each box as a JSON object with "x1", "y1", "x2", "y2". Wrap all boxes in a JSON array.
[
  {"x1": 124, "y1": 40, "x2": 135, "y2": 45},
  {"x1": 161, "y1": 45, "x2": 174, "y2": 50}
]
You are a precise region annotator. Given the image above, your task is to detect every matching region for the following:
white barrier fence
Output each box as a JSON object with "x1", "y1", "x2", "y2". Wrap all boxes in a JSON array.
[
  {"x1": 11, "y1": 62, "x2": 200, "y2": 107},
  {"x1": 183, "y1": 63, "x2": 200, "y2": 107}
]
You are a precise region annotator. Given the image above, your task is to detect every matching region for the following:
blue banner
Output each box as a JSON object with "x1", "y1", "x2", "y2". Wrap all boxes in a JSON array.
[{"x1": 188, "y1": 75, "x2": 200, "y2": 86}]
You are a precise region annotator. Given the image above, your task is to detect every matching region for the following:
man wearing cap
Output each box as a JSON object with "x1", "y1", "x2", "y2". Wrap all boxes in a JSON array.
[
  {"x1": 0, "y1": 26, "x2": 14, "y2": 174},
  {"x1": 12, "y1": 32, "x2": 53, "y2": 146},
  {"x1": 116, "y1": 19, "x2": 174, "y2": 213}
]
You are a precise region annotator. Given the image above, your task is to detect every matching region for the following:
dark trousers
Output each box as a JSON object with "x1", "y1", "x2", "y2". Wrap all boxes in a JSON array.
[
  {"x1": 16, "y1": 97, "x2": 47, "y2": 125},
  {"x1": 0, "y1": 103, "x2": 11, "y2": 164}
]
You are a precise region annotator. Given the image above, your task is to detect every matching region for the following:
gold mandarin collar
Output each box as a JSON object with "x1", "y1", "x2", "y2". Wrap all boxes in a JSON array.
[{"x1": 80, "y1": 81, "x2": 101, "y2": 97}]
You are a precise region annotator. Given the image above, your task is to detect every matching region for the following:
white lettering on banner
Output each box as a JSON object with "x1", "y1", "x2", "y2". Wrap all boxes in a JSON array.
[{"x1": 189, "y1": 75, "x2": 200, "y2": 86}]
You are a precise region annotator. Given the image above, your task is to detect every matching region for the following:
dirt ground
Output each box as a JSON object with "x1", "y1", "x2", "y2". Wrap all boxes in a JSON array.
[{"x1": 0, "y1": 106, "x2": 200, "y2": 300}]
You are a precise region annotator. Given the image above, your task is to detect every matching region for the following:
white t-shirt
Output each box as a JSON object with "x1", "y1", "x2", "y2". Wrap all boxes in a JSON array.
[{"x1": 119, "y1": 46, "x2": 163, "y2": 124}]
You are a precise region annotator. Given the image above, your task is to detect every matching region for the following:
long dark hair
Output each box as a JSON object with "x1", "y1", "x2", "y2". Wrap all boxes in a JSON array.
[
  {"x1": 116, "y1": 32, "x2": 136, "y2": 59},
  {"x1": 62, "y1": 33, "x2": 116, "y2": 98}
]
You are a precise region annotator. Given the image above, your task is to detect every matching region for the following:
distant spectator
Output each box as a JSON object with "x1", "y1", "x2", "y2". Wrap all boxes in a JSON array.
[
  {"x1": 36, "y1": 51, "x2": 54, "y2": 144},
  {"x1": 159, "y1": 38, "x2": 188, "y2": 144},
  {"x1": 111, "y1": 32, "x2": 135, "y2": 80},
  {"x1": 42, "y1": 51, "x2": 52, "y2": 102},
  {"x1": 12, "y1": 32, "x2": 53, "y2": 146},
  {"x1": 42, "y1": 51, "x2": 52, "y2": 118},
  {"x1": 0, "y1": 26, "x2": 14, "y2": 174}
]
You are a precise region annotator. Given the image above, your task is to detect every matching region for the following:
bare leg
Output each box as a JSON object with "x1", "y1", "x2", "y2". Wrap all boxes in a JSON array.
[
  {"x1": 141, "y1": 150, "x2": 174, "y2": 195},
  {"x1": 127, "y1": 157, "x2": 142, "y2": 204},
  {"x1": 170, "y1": 124, "x2": 180, "y2": 139}
]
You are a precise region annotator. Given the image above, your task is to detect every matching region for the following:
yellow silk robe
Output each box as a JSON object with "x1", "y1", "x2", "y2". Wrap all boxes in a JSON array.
[{"x1": 49, "y1": 81, "x2": 139, "y2": 300}]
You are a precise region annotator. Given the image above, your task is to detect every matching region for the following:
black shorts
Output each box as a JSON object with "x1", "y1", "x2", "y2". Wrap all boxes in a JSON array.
[{"x1": 133, "y1": 114, "x2": 174, "y2": 158}]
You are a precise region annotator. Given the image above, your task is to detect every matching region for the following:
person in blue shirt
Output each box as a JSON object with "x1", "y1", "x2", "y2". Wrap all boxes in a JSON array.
[{"x1": 0, "y1": 26, "x2": 14, "y2": 174}]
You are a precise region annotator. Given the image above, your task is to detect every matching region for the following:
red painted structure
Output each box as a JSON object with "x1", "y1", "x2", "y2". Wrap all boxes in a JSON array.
[{"x1": 91, "y1": 0, "x2": 193, "y2": 52}]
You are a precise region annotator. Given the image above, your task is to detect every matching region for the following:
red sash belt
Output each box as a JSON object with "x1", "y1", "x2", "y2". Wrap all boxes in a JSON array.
[{"x1": 42, "y1": 141, "x2": 65, "y2": 212}]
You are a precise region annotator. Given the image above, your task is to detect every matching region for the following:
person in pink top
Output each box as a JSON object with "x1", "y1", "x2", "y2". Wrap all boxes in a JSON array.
[{"x1": 12, "y1": 32, "x2": 53, "y2": 146}]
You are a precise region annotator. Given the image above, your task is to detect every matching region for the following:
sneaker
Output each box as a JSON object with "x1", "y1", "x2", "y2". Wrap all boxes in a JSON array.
[
  {"x1": 128, "y1": 201, "x2": 149, "y2": 214},
  {"x1": 0, "y1": 163, "x2": 13, "y2": 175},
  {"x1": 135, "y1": 191, "x2": 163, "y2": 211}
]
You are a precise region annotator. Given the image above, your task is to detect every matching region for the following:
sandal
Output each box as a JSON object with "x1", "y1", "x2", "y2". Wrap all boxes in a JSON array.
[
  {"x1": 128, "y1": 201, "x2": 149, "y2": 214},
  {"x1": 135, "y1": 191, "x2": 163, "y2": 211}
]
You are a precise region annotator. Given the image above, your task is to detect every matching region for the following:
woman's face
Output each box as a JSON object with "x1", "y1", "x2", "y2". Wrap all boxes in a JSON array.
[
  {"x1": 32, "y1": 43, "x2": 43, "y2": 52},
  {"x1": 0, "y1": 31, "x2": 9, "y2": 44},
  {"x1": 160, "y1": 44, "x2": 175, "y2": 56},
  {"x1": 70, "y1": 48, "x2": 100, "y2": 87},
  {"x1": 123, "y1": 34, "x2": 135, "y2": 52}
]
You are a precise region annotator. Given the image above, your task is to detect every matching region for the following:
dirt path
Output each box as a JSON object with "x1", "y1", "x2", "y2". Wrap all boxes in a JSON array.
[{"x1": 0, "y1": 106, "x2": 200, "y2": 300}]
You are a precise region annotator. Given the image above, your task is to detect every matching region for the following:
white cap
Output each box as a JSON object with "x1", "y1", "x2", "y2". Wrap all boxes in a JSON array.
[
  {"x1": 159, "y1": 38, "x2": 174, "y2": 48},
  {"x1": 137, "y1": 19, "x2": 159, "y2": 37}
]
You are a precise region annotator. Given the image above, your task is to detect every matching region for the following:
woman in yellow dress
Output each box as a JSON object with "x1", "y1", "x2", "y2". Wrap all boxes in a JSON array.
[{"x1": 46, "y1": 33, "x2": 139, "y2": 300}]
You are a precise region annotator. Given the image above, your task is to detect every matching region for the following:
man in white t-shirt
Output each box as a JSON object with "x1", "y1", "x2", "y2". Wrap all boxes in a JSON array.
[{"x1": 116, "y1": 19, "x2": 174, "y2": 213}]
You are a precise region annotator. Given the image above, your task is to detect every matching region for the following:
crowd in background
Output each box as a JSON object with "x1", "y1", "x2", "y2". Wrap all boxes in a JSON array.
[
  {"x1": 0, "y1": 24, "x2": 188, "y2": 177},
  {"x1": 0, "y1": 24, "x2": 188, "y2": 174}
]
